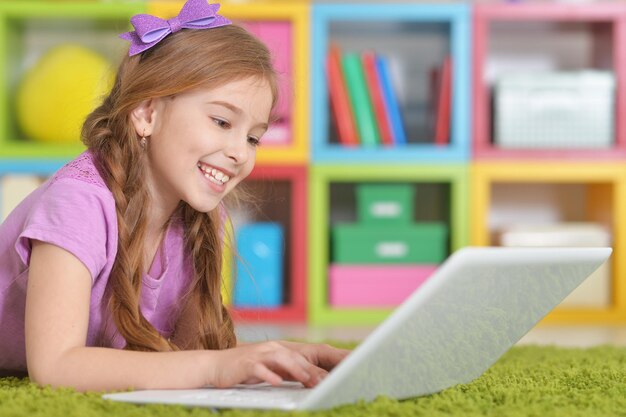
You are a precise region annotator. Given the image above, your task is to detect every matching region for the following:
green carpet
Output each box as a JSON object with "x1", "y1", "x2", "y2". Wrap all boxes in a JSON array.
[{"x1": 2, "y1": 345, "x2": 626, "y2": 416}]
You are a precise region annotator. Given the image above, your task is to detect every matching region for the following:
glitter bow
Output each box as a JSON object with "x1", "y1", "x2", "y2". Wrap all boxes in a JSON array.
[{"x1": 119, "y1": 0, "x2": 231, "y2": 56}]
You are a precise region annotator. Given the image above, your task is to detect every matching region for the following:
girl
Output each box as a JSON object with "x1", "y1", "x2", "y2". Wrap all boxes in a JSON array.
[{"x1": 0, "y1": 0, "x2": 349, "y2": 392}]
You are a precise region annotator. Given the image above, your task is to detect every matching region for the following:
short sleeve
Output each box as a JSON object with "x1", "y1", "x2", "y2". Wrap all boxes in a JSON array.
[{"x1": 14, "y1": 179, "x2": 116, "y2": 283}]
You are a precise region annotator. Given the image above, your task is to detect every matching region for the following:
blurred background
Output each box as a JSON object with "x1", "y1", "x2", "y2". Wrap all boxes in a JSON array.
[{"x1": 2, "y1": 0, "x2": 625, "y2": 346}]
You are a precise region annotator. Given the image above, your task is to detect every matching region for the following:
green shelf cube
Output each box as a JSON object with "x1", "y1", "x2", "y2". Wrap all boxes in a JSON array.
[
  {"x1": 0, "y1": 2, "x2": 145, "y2": 159},
  {"x1": 332, "y1": 222, "x2": 448, "y2": 264},
  {"x1": 356, "y1": 183, "x2": 414, "y2": 224}
]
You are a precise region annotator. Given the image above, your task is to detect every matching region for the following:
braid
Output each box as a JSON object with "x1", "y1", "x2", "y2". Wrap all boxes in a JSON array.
[
  {"x1": 105, "y1": 151, "x2": 172, "y2": 352},
  {"x1": 179, "y1": 205, "x2": 236, "y2": 350},
  {"x1": 84, "y1": 91, "x2": 177, "y2": 352}
]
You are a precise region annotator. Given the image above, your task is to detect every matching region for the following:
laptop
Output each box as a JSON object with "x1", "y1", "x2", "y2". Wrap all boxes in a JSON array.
[{"x1": 103, "y1": 246, "x2": 612, "y2": 411}]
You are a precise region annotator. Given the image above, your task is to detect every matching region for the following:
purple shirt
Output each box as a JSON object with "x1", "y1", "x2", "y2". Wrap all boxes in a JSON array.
[{"x1": 0, "y1": 151, "x2": 194, "y2": 372}]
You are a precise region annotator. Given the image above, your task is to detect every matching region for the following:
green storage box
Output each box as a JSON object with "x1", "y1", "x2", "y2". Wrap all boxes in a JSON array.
[
  {"x1": 356, "y1": 183, "x2": 414, "y2": 224},
  {"x1": 332, "y1": 222, "x2": 448, "y2": 264}
]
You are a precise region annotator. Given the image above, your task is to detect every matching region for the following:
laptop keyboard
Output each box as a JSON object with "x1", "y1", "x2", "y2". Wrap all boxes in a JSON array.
[{"x1": 179, "y1": 382, "x2": 312, "y2": 408}]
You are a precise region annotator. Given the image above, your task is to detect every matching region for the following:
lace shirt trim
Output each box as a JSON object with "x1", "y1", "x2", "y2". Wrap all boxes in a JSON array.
[{"x1": 50, "y1": 152, "x2": 107, "y2": 189}]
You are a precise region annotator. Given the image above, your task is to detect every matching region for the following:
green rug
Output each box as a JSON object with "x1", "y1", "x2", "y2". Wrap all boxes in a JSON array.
[{"x1": 2, "y1": 345, "x2": 626, "y2": 416}]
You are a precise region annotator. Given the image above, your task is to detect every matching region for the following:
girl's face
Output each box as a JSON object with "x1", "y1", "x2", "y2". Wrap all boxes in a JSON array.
[{"x1": 143, "y1": 77, "x2": 273, "y2": 214}]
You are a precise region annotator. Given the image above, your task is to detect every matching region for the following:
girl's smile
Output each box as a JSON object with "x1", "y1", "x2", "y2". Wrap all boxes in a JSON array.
[
  {"x1": 197, "y1": 162, "x2": 231, "y2": 193},
  {"x1": 135, "y1": 76, "x2": 273, "y2": 217}
]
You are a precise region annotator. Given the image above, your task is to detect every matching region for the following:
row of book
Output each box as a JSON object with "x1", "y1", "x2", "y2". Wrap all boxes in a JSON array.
[{"x1": 327, "y1": 44, "x2": 452, "y2": 147}]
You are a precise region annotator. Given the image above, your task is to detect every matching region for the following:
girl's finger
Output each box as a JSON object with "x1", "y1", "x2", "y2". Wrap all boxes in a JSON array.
[
  {"x1": 272, "y1": 350, "x2": 330, "y2": 388},
  {"x1": 268, "y1": 350, "x2": 312, "y2": 384},
  {"x1": 251, "y1": 362, "x2": 283, "y2": 386},
  {"x1": 278, "y1": 341, "x2": 351, "y2": 371},
  {"x1": 314, "y1": 345, "x2": 351, "y2": 370}
]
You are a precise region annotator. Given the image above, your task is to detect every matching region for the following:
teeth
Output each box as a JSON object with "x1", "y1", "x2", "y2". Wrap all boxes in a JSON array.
[
  {"x1": 205, "y1": 173, "x2": 223, "y2": 185},
  {"x1": 198, "y1": 163, "x2": 230, "y2": 184}
]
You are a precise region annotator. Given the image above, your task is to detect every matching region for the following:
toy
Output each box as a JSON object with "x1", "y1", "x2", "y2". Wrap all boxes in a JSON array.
[{"x1": 16, "y1": 44, "x2": 114, "y2": 144}]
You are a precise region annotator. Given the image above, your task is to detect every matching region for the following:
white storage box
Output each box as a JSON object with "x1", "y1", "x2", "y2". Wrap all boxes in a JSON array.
[
  {"x1": 499, "y1": 223, "x2": 611, "y2": 308},
  {"x1": 494, "y1": 71, "x2": 615, "y2": 149}
]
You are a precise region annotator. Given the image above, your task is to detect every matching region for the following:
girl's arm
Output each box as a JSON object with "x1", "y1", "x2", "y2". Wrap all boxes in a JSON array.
[{"x1": 25, "y1": 241, "x2": 349, "y2": 392}]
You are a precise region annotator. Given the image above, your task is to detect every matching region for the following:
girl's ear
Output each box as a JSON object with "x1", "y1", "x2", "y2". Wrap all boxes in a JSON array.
[{"x1": 130, "y1": 99, "x2": 157, "y2": 137}]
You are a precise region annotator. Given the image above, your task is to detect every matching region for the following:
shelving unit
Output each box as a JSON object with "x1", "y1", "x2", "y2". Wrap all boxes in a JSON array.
[
  {"x1": 473, "y1": 3, "x2": 626, "y2": 159},
  {"x1": 3, "y1": 1, "x2": 626, "y2": 326},
  {"x1": 311, "y1": 3, "x2": 471, "y2": 163},
  {"x1": 0, "y1": 1, "x2": 310, "y2": 324},
  {"x1": 309, "y1": 164, "x2": 469, "y2": 325},
  {"x1": 471, "y1": 162, "x2": 626, "y2": 323},
  {"x1": 468, "y1": 2, "x2": 626, "y2": 325}
]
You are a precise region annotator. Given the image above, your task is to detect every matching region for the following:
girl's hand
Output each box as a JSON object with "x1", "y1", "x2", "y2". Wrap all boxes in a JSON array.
[
  {"x1": 273, "y1": 341, "x2": 350, "y2": 372},
  {"x1": 209, "y1": 341, "x2": 351, "y2": 388}
]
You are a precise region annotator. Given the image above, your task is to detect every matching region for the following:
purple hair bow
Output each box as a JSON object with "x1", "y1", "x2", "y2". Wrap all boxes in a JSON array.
[{"x1": 119, "y1": 0, "x2": 231, "y2": 56}]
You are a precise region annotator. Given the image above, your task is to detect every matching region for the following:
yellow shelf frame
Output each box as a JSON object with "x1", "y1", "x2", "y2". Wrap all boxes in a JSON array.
[
  {"x1": 149, "y1": 1, "x2": 309, "y2": 165},
  {"x1": 471, "y1": 162, "x2": 626, "y2": 324}
]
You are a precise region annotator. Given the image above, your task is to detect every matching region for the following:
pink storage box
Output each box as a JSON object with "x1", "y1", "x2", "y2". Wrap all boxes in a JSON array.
[
  {"x1": 243, "y1": 22, "x2": 292, "y2": 144},
  {"x1": 329, "y1": 264, "x2": 438, "y2": 308}
]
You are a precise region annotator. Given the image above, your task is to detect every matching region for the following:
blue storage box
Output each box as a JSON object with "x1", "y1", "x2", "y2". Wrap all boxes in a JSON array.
[{"x1": 234, "y1": 222, "x2": 284, "y2": 308}]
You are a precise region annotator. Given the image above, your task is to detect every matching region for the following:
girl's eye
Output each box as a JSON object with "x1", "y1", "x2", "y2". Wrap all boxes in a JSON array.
[
  {"x1": 212, "y1": 118, "x2": 231, "y2": 129},
  {"x1": 248, "y1": 136, "x2": 261, "y2": 147}
]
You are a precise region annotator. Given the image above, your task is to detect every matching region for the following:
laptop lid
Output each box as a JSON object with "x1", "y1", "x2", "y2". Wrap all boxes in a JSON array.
[{"x1": 300, "y1": 246, "x2": 611, "y2": 410}]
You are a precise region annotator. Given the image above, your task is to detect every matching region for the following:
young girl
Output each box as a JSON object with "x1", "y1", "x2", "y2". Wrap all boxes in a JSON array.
[{"x1": 0, "y1": 0, "x2": 349, "y2": 391}]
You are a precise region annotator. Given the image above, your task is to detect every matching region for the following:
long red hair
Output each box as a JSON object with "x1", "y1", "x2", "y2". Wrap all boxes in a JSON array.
[{"x1": 82, "y1": 25, "x2": 278, "y2": 351}]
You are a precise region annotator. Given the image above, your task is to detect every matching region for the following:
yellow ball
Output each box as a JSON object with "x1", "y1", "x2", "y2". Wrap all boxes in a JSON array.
[{"x1": 16, "y1": 44, "x2": 114, "y2": 145}]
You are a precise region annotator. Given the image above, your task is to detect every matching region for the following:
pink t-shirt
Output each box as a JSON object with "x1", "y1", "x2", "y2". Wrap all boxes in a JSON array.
[{"x1": 0, "y1": 151, "x2": 194, "y2": 372}]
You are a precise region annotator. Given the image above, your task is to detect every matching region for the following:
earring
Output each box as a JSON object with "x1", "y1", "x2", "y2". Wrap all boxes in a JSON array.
[{"x1": 140, "y1": 129, "x2": 147, "y2": 148}]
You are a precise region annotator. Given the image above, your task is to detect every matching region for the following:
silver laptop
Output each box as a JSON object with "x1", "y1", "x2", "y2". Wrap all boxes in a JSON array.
[{"x1": 103, "y1": 246, "x2": 611, "y2": 411}]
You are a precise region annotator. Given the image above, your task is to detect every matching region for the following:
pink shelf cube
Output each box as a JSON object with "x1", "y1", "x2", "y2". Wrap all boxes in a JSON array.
[
  {"x1": 472, "y1": 3, "x2": 626, "y2": 160},
  {"x1": 329, "y1": 264, "x2": 437, "y2": 308},
  {"x1": 243, "y1": 21, "x2": 292, "y2": 145}
]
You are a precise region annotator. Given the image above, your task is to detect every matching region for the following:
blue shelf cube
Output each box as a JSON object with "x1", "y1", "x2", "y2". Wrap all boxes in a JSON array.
[{"x1": 312, "y1": 3, "x2": 471, "y2": 163}]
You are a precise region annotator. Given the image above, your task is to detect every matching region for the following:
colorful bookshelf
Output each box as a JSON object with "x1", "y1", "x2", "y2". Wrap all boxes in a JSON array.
[
  {"x1": 5, "y1": 1, "x2": 626, "y2": 326},
  {"x1": 0, "y1": 2, "x2": 144, "y2": 164},
  {"x1": 311, "y1": 3, "x2": 471, "y2": 163},
  {"x1": 150, "y1": 1, "x2": 309, "y2": 165},
  {"x1": 309, "y1": 164, "x2": 469, "y2": 325},
  {"x1": 0, "y1": 1, "x2": 310, "y2": 324},
  {"x1": 471, "y1": 162, "x2": 626, "y2": 323},
  {"x1": 472, "y1": 3, "x2": 626, "y2": 160},
  {"x1": 230, "y1": 165, "x2": 307, "y2": 322}
]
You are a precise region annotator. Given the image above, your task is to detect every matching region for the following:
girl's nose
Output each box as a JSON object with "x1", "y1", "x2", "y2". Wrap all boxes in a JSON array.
[{"x1": 224, "y1": 136, "x2": 250, "y2": 165}]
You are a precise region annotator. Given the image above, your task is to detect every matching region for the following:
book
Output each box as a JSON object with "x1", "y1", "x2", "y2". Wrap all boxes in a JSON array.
[
  {"x1": 376, "y1": 55, "x2": 407, "y2": 145},
  {"x1": 362, "y1": 51, "x2": 394, "y2": 146},
  {"x1": 429, "y1": 66, "x2": 441, "y2": 140},
  {"x1": 342, "y1": 52, "x2": 380, "y2": 146},
  {"x1": 327, "y1": 44, "x2": 359, "y2": 146},
  {"x1": 434, "y1": 56, "x2": 452, "y2": 146}
]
